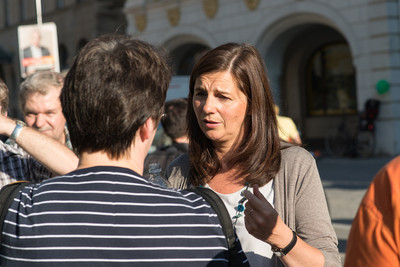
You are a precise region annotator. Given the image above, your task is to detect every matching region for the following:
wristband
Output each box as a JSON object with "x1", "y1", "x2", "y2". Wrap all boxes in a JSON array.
[
  {"x1": 271, "y1": 230, "x2": 297, "y2": 257},
  {"x1": 10, "y1": 123, "x2": 24, "y2": 141}
]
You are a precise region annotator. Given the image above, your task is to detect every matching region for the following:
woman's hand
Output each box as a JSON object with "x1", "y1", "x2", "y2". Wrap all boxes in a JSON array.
[
  {"x1": 243, "y1": 185, "x2": 325, "y2": 266},
  {"x1": 243, "y1": 185, "x2": 293, "y2": 249}
]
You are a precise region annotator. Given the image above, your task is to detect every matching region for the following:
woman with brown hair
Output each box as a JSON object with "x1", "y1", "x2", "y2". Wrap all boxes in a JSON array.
[{"x1": 167, "y1": 43, "x2": 340, "y2": 266}]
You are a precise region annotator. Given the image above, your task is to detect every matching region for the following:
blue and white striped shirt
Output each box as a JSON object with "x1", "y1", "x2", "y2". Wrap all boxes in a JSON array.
[{"x1": 1, "y1": 166, "x2": 233, "y2": 266}]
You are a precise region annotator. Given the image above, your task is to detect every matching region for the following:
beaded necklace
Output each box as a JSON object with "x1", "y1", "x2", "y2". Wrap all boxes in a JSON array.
[{"x1": 232, "y1": 183, "x2": 249, "y2": 229}]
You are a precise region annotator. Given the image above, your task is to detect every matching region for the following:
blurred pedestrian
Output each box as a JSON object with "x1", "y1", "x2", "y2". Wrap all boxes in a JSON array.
[
  {"x1": 344, "y1": 155, "x2": 400, "y2": 267},
  {"x1": 144, "y1": 98, "x2": 189, "y2": 177},
  {"x1": 275, "y1": 105, "x2": 302, "y2": 144}
]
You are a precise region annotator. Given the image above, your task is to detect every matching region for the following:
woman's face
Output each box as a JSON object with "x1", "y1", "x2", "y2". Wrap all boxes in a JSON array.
[{"x1": 193, "y1": 71, "x2": 248, "y2": 150}]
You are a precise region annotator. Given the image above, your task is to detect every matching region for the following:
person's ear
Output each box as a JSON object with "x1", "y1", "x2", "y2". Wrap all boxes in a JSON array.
[{"x1": 139, "y1": 117, "x2": 156, "y2": 142}]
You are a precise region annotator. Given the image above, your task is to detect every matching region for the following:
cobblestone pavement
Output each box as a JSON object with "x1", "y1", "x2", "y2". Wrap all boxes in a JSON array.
[{"x1": 316, "y1": 155, "x2": 394, "y2": 265}]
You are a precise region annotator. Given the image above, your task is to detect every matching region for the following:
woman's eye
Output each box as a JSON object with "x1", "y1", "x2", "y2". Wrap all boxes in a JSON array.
[
  {"x1": 218, "y1": 94, "x2": 229, "y2": 100},
  {"x1": 194, "y1": 91, "x2": 206, "y2": 97}
]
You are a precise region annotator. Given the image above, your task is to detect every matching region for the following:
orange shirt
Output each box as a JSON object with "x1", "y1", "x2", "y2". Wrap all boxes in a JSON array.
[{"x1": 344, "y1": 155, "x2": 400, "y2": 266}]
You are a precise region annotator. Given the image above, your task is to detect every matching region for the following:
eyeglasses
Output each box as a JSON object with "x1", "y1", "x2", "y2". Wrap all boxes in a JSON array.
[{"x1": 159, "y1": 113, "x2": 167, "y2": 121}]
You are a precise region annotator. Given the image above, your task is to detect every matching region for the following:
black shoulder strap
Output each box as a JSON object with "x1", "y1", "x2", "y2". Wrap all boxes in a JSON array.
[
  {"x1": 0, "y1": 181, "x2": 33, "y2": 244},
  {"x1": 187, "y1": 187, "x2": 249, "y2": 266},
  {"x1": 188, "y1": 187, "x2": 236, "y2": 249}
]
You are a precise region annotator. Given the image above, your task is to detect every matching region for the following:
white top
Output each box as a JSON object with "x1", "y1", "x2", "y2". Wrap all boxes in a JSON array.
[
  {"x1": 30, "y1": 46, "x2": 44, "y2": 58},
  {"x1": 207, "y1": 180, "x2": 275, "y2": 267}
]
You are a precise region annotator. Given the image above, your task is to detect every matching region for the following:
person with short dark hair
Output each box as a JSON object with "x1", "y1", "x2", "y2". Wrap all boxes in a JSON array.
[
  {"x1": 162, "y1": 98, "x2": 188, "y2": 142},
  {"x1": 166, "y1": 43, "x2": 340, "y2": 266},
  {"x1": 0, "y1": 34, "x2": 246, "y2": 266},
  {"x1": 144, "y1": 98, "x2": 189, "y2": 177}
]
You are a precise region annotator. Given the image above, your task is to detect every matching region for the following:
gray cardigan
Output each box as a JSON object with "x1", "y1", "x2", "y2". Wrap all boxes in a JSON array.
[{"x1": 166, "y1": 145, "x2": 341, "y2": 267}]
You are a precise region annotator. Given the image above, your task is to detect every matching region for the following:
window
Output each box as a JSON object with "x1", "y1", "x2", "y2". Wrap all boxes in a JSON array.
[{"x1": 306, "y1": 43, "x2": 357, "y2": 116}]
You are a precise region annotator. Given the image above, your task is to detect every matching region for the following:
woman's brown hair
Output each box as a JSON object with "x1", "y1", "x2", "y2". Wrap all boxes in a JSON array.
[{"x1": 187, "y1": 43, "x2": 281, "y2": 186}]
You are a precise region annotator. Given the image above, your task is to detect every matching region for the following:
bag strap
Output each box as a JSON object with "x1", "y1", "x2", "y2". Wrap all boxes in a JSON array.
[
  {"x1": 188, "y1": 187, "x2": 236, "y2": 249},
  {"x1": 187, "y1": 187, "x2": 249, "y2": 266},
  {"x1": 0, "y1": 181, "x2": 33, "y2": 244}
]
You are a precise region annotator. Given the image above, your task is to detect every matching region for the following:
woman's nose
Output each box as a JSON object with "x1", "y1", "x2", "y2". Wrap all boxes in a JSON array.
[{"x1": 202, "y1": 96, "x2": 215, "y2": 113}]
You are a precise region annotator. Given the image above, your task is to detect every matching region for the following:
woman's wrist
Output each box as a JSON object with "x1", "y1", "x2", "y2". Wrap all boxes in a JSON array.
[
  {"x1": 269, "y1": 221, "x2": 294, "y2": 249},
  {"x1": 271, "y1": 230, "x2": 297, "y2": 257}
]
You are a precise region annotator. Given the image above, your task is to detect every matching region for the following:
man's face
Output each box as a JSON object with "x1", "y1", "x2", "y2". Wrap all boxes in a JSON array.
[
  {"x1": 31, "y1": 31, "x2": 41, "y2": 47},
  {"x1": 23, "y1": 86, "x2": 66, "y2": 144}
]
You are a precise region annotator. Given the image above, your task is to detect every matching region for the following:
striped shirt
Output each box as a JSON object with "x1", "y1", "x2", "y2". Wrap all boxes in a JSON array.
[
  {"x1": 1, "y1": 166, "x2": 233, "y2": 266},
  {"x1": 0, "y1": 140, "x2": 51, "y2": 189}
]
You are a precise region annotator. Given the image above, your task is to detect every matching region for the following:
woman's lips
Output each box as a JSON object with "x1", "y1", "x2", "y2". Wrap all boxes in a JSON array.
[{"x1": 203, "y1": 119, "x2": 219, "y2": 128}]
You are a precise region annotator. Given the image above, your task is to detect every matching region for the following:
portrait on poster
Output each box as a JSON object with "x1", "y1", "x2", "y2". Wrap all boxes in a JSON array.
[{"x1": 18, "y1": 22, "x2": 60, "y2": 78}]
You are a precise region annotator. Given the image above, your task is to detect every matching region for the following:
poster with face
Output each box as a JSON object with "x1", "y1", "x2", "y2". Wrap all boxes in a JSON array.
[{"x1": 18, "y1": 22, "x2": 60, "y2": 78}]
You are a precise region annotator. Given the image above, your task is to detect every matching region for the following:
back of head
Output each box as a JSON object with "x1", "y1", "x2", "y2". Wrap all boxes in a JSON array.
[
  {"x1": 61, "y1": 34, "x2": 172, "y2": 158},
  {"x1": 0, "y1": 78, "x2": 9, "y2": 115},
  {"x1": 19, "y1": 71, "x2": 64, "y2": 113},
  {"x1": 161, "y1": 98, "x2": 188, "y2": 141},
  {"x1": 188, "y1": 42, "x2": 280, "y2": 186}
]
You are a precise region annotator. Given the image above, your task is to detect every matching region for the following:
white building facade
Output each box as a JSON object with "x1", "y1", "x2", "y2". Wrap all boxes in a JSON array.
[{"x1": 125, "y1": 0, "x2": 400, "y2": 156}]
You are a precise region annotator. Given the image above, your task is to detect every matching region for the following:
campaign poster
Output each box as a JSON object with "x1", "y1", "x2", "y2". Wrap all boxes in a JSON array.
[{"x1": 18, "y1": 22, "x2": 60, "y2": 78}]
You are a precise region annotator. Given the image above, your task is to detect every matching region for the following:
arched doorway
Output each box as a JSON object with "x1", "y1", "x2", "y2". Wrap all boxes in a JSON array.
[
  {"x1": 305, "y1": 42, "x2": 356, "y2": 117},
  {"x1": 264, "y1": 23, "x2": 356, "y2": 149}
]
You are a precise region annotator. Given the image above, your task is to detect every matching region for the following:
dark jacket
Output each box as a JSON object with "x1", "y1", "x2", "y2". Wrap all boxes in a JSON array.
[{"x1": 143, "y1": 142, "x2": 188, "y2": 178}]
